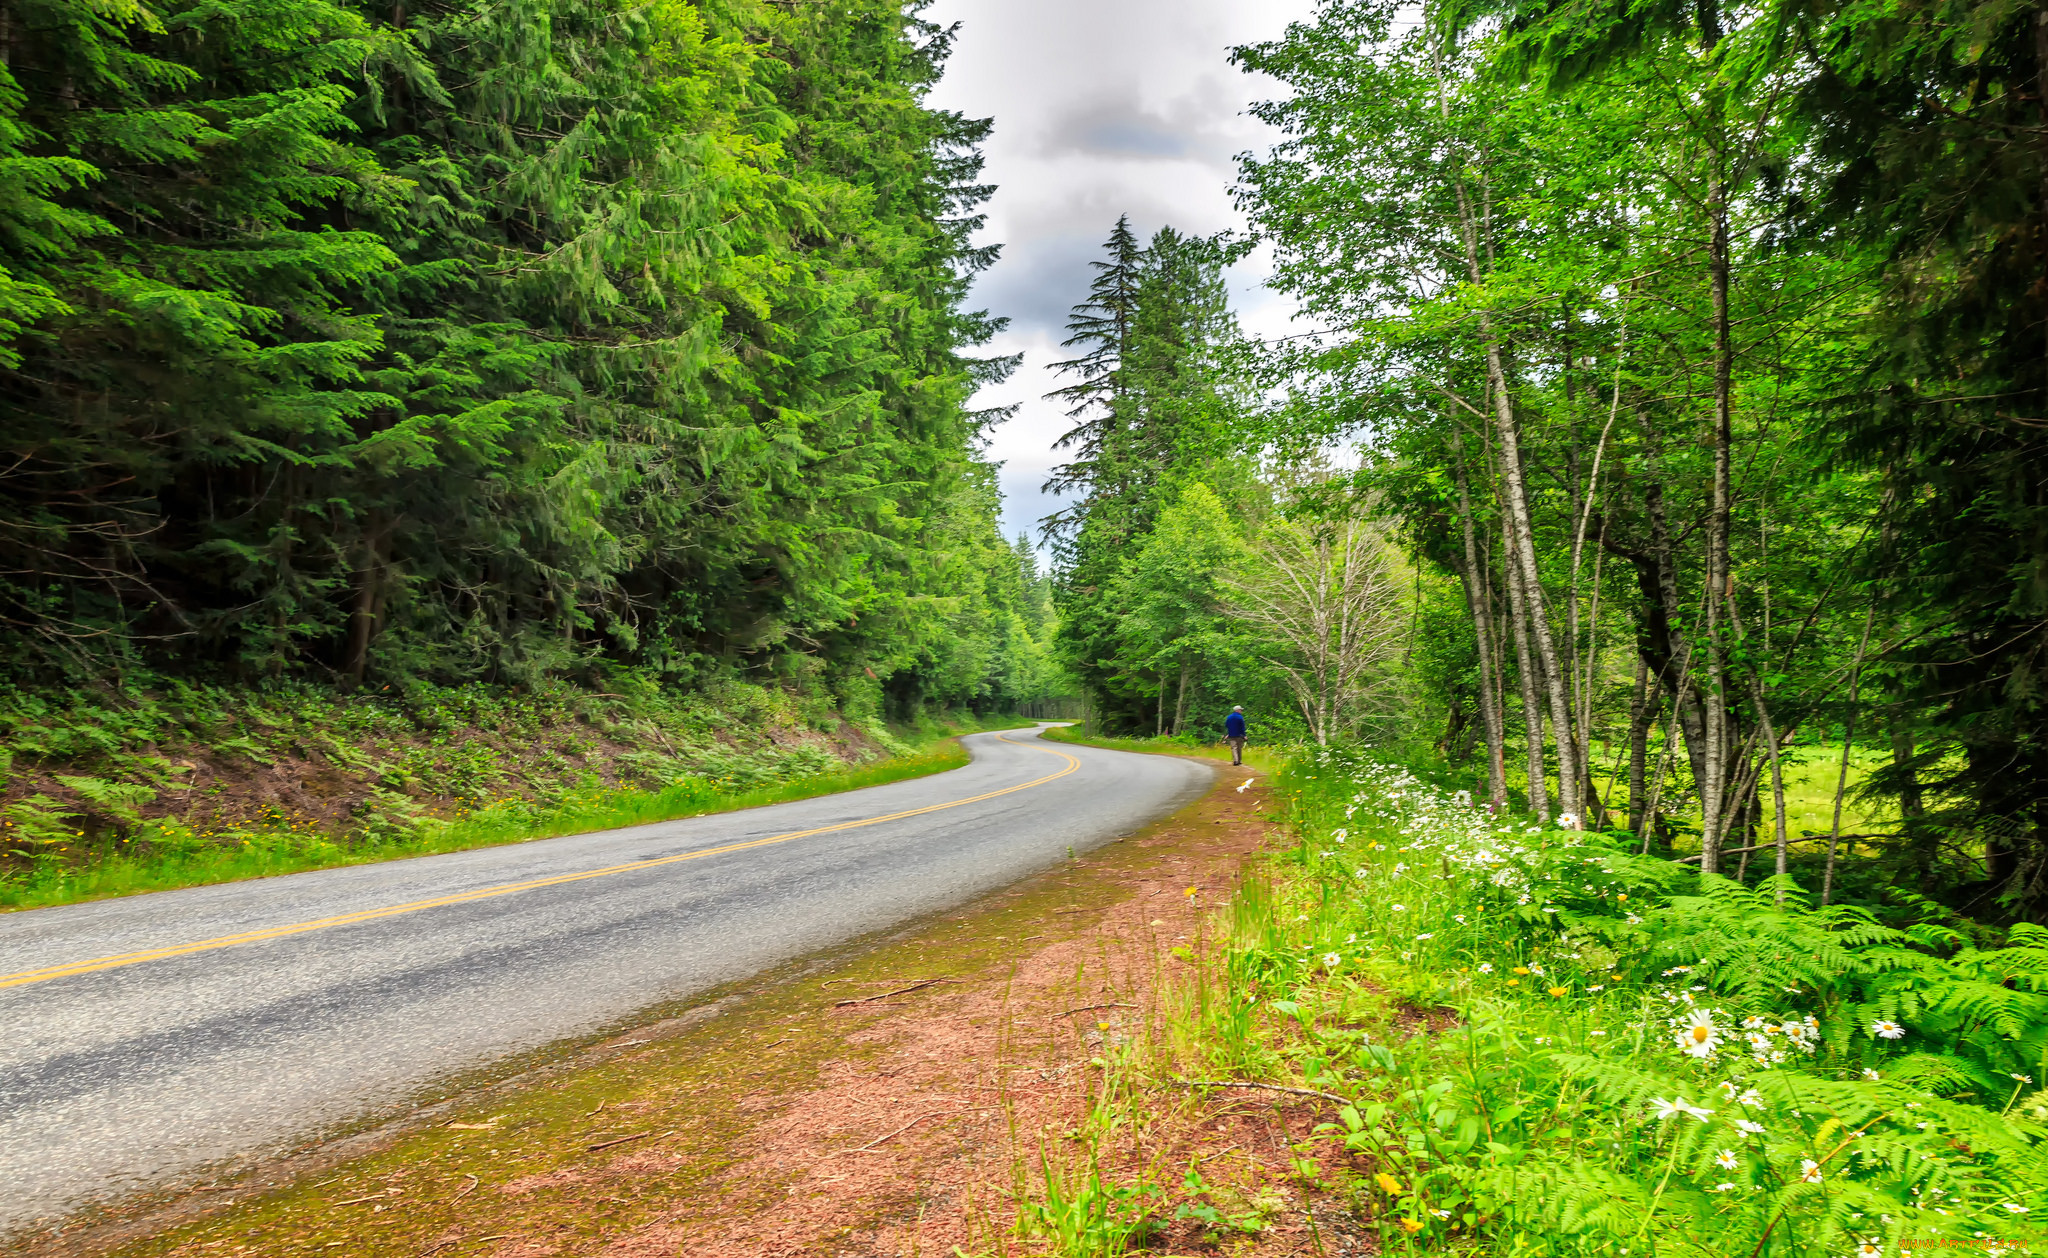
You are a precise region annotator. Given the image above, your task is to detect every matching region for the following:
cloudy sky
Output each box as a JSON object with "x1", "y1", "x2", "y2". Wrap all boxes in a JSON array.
[{"x1": 922, "y1": 0, "x2": 1319, "y2": 550}]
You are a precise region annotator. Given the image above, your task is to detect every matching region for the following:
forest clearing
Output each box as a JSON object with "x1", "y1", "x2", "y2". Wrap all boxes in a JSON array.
[{"x1": 1, "y1": 0, "x2": 2046, "y2": 1251}]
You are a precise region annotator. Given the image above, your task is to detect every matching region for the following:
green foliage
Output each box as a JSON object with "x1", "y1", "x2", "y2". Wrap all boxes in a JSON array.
[
  {"x1": 1043, "y1": 221, "x2": 1280, "y2": 736},
  {"x1": 1231, "y1": 746, "x2": 2048, "y2": 1254},
  {"x1": 0, "y1": 0, "x2": 1067, "y2": 722},
  {"x1": 1016, "y1": 1148, "x2": 1161, "y2": 1257},
  {"x1": 1223, "y1": 0, "x2": 2047, "y2": 918}
]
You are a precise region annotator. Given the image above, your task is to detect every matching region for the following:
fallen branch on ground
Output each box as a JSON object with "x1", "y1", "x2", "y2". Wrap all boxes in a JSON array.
[
  {"x1": 586, "y1": 1129, "x2": 672, "y2": 1152},
  {"x1": 832, "y1": 977, "x2": 960, "y2": 1007},
  {"x1": 833, "y1": 1106, "x2": 1000, "y2": 1155},
  {"x1": 1675, "y1": 833, "x2": 1900, "y2": 862}
]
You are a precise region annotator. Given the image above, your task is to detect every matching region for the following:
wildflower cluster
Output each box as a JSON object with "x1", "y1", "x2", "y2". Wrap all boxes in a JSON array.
[{"x1": 1242, "y1": 745, "x2": 2048, "y2": 1255}]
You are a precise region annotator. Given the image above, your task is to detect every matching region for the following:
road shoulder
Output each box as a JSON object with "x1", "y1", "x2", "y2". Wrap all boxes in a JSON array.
[{"x1": 21, "y1": 752, "x2": 1271, "y2": 1258}]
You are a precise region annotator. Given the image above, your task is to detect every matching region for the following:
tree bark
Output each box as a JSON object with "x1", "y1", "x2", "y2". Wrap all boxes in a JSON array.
[
  {"x1": 343, "y1": 519, "x2": 389, "y2": 691},
  {"x1": 1451, "y1": 426, "x2": 1510, "y2": 807},
  {"x1": 1730, "y1": 598, "x2": 1791, "y2": 893},
  {"x1": 1431, "y1": 32, "x2": 1580, "y2": 822},
  {"x1": 1502, "y1": 509, "x2": 1550, "y2": 820},
  {"x1": 1628, "y1": 655, "x2": 1658, "y2": 835},
  {"x1": 1699, "y1": 84, "x2": 1737, "y2": 878}
]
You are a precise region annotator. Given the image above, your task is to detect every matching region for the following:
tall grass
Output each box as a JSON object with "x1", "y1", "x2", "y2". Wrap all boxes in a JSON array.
[
  {"x1": 0, "y1": 734, "x2": 1004, "y2": 912},
  {"x1": 993, "y1": 744, "x2": 2046, "y2": 1257},
  {"x1": 1197, "y1": 746, "x2": 2048, "y2": 1254}
]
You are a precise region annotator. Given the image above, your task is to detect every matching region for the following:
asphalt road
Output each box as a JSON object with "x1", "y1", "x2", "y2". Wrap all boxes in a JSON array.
[{"x1": 0, "y1": 725, "x2": 1211, "y2": 1233}]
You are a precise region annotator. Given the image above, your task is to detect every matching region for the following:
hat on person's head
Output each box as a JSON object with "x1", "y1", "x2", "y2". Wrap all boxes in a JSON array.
[{"x1": 1232, "y1": 705, "x2": 1243, "y2": 711}]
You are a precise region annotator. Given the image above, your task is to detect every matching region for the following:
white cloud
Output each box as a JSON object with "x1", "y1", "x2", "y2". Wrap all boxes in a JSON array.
[{"x1": 925, "y1": 0, "x2": 1318, "y2": 551}]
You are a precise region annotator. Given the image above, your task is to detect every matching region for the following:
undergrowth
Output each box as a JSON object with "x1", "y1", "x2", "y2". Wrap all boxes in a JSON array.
[
  {"x1": 991, "y1": 746, "x2": 2046, "y2": 1257},
  {"x1": 2, "y1": 674, "x2": 1028, "y2": 910}
]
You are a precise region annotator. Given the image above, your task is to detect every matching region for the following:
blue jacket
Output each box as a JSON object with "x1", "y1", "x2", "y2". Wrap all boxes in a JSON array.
[{"x1": 1225, "y1": 711, "x2": 1246, "y2": 738}]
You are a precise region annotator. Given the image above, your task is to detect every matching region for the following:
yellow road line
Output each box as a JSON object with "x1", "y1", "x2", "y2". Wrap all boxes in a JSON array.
[{"x1": 0, "y1": 732, "x2": 1081, "y2": 992}]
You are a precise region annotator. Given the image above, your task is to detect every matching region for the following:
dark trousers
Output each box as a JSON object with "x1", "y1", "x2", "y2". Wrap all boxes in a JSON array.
[{"x1": 1226, "y1": 736, "x2": 1246, "y2": 765}]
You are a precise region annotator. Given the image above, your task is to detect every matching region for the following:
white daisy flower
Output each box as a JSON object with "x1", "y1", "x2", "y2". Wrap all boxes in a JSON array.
[
  {"x1": 1678, "y1": 1008, "x2": 1722, "y2": 1058},
  {"x1": 1715, "y1": 1149, "x2": 1739, "y2": 1170},
  {"x1": 1800, "y1": 1159, "x2": 1823, "y2": 1183},
  {"x1": 1870, "y1": 1019, "x2": 1906, "y2": 1040},
  {"x1": 1735, "y1": 1119, "x2": 1765, "y2": 1136},
  {"x1": 1322, "y1": 952, "x2": 1342, "y2": 969}
]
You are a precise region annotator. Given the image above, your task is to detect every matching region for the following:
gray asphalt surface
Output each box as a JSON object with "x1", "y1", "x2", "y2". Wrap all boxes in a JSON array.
[{"x1": 0, "y1": 725, "x2": 1211, "y2": 1233}]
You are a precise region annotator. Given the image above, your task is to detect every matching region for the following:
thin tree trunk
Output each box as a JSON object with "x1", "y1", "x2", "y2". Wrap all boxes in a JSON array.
[
  {"x1": 1568, "y1": 314, "x2": 1628, "y2": 820},
  {"x1": 1431, "y1": 32, "x2": 1579, "y2": 822},
  {"x1": 1642, "y1": 639, "x2": 1695, "y2": 854},
  {"x1": 1699, "y1": 97, "x2": 1737, "y2": 878},
  {"x1": 1729, "y1": 600, "x2": 1790, "y2": 893},
  {"x1": 1491, "y1": 372, "x2": 1582, "y2": 823},
  {"x1": 1452, "y1": 425, "x2": 1509, "y2": 807},
  {"x1": 343, "y1": 518, "x2": 389, "y2": 690},
  {"x1": 1634, "y1": 408, "x2": 1712, "y2": 796},
  {"x1": 1627, "y1": 655, "x2": 1658, "y2": 835},
  {"x1": 1578, "y1": 528, "x2": 1609, "y2": 825},
  {"x1": 1823, "y1": 607, "x2": 1877, "y2": 905},
  {"x1": 1502, "y1": 509, "x2": 1550, "y2": 820}
]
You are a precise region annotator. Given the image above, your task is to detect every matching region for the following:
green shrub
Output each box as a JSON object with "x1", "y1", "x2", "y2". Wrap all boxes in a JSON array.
[{"x1": 1225, "y1": 746, "x2": 2047, "y2": 1255}]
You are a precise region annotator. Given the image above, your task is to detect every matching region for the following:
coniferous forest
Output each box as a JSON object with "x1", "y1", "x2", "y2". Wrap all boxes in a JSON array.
[
  {"x1": 0, "y1": 0, "x2": 1080, "y2": 896},
  {"x1": 0, "y1": 0, "x2": 1052, "y2": 704}
]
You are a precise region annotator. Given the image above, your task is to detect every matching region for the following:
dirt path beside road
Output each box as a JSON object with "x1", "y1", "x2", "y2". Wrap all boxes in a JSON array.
[{"x1": 26, "y1": 753, "x2": 1359, "y2": 1258}]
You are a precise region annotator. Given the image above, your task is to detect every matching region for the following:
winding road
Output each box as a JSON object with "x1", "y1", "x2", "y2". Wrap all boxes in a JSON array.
[{"x1": 0, "y1": 725, "x2": 1210, "y2": 1234}]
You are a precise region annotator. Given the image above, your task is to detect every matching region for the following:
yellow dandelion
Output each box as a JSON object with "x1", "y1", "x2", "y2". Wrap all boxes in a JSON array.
[
  {"x1": 1400, "y1": 1218, "x2": 1425, "y2": 1234},
  {"x1": 1375, "y1": 1173, "x2": 1404, "y2": 1195},
  {"x1": 1506, "y1": 978, "x2": 1520, "y2": 987},
  {"x1": 1548, "y1": 986, "x2": 1568, "y2": 998},
  {"x1": 1512, "y1": 966, "x2": 1531, "y2": 975}
]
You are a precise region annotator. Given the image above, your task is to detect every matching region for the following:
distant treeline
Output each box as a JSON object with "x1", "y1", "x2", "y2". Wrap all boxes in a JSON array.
[{"x1": 0, "y1": 0, "x2": 1065, "y2": 718}]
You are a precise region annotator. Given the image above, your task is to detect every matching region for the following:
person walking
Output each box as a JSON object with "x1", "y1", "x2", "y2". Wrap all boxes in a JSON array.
[{"x1": 1224, "y1": 705, "x2": 1247, "y2": 766}]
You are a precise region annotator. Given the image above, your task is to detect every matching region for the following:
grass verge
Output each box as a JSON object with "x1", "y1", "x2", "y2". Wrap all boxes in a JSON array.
[
  {"x1": 980, "y1": 744, "x2": 2047, "y2": 1256},
  {"x1": 1, "y1": 719, "x2": 1027, "y2": 912}
]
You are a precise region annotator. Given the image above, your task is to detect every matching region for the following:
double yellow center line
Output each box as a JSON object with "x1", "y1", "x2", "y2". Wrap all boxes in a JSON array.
[{"x1": 0, "y1": 732, "x2": 1080, "y2": 992}]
